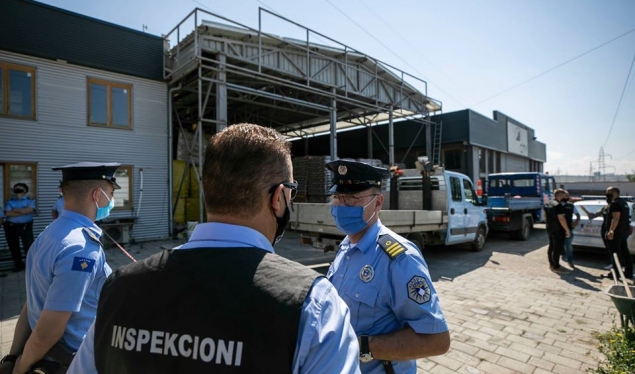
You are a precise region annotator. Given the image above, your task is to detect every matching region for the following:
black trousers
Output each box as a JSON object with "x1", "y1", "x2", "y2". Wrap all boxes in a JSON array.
[
  {"x1": 607, "y1": 233, "x2": 633, "y2": 280},
  {"x1": 548, "y1": 231, "x2": 565, "y2": 269},
  {"x1": 3, "y1": 221, "x2": 34, "y2": 268}
]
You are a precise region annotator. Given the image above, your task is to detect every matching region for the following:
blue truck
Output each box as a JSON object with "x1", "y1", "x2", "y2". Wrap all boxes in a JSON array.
[{"x1": 485, "y1": 172, "x2": 557, "y2": 240}]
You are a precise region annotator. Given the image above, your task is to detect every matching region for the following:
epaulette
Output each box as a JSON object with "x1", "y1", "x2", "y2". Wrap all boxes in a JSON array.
[
  {"x1": 82, "y1": 227, "x2": 101, "y2": 244},
  {"x1": 377, "y1": 234, "x2": 407, "y2": 260}
]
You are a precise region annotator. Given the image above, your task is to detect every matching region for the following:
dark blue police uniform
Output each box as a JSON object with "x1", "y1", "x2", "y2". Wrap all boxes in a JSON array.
[{"x1": 3, "y1": 183, "x2": 36, "y2": 271}]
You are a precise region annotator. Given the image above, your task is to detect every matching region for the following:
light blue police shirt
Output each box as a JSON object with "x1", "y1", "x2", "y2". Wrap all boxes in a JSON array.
[
  {"x1": 26, "y1": 210, "x2": 111, "y2": 352},
  {"x1": 327, "y1": 219, "x2": 448, "y2": 374},
  {"x1": 53, "y1": 196, "x2": 65, "y2": 217},
  {"x1": 5, "y1": 196, "x2": 37, "y2": 223},
  {"x1": 69, "y1": 223, "x2": 360, "y2": 374}
]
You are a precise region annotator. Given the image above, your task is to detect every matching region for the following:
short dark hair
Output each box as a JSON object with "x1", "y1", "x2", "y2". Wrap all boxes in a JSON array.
[
  {"x1": 554, "y1": 188, "x2": 566, "y2": 198},
  {"x1": 14, "y1": 183, "x2": 28, "y2": 193},
  {"x1": 203, "y1": 123, "x2": 291, "y2": 218},
  {"x1": 607, "y1": 186, "x2": 620, "y2": 196},
  {"x1": 62, "y1": 180, "x2": 109, "y2": 199}
]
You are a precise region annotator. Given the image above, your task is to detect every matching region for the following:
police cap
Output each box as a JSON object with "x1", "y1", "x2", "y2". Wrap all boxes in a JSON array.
[
  {"x1": 52, "y1": 162, "x2": 122, "y2": 189},
  {"x1": 325, "y1": 160, "x2": 391, "y2": 194}
]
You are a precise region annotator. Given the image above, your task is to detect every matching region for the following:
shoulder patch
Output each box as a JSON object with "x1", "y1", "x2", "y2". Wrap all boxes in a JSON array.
[
  {"x1": 82, "y1": 227, "x2": 101, "y2": 244},
  {"x1": 378, "y1": 234, "x2": 406, "y2": 259},
  {"x1": 407, "y1": 275, "x2": 431, "y2": 304},
  {"x1": 71, "y1": 257, "x2": 95, "y2": 273}
]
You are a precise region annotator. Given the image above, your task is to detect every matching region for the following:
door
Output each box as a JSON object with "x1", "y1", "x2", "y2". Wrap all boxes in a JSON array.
[
  {"x1": 446, "y1": 175, "x2": 469, "y2": 245},
  {"x1": 461, "y1": 178, "x2": 481, "y2": 242}
]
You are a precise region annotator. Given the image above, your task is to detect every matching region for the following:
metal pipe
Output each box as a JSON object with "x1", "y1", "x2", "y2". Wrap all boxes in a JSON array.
[
  {"x1": 388, "y1": 106, "x2": 394, "y2": 166},
  {"x1": 167, "y1": 83, "x2": 182, "y2": 238},
  {"x1": 330, "y1": 87, "x2": 337, "y2": 161}
]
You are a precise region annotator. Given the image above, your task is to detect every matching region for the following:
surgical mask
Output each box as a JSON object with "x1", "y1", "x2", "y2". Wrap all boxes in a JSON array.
[
  {"x1": 562, "y1": 198, "x2": 569, "y2": 203},
  {"x1": 95, "y1": 188, "x2": 115, "y2": 221},
  {"x1": 272, "y1": 195, "x2": 291, "y2": 246},
  {"x1": 605, "y1": 193, "x2": 613, "y2": 203},
  {"x1": 330, "y1": 195, "x2": 378, "y2": 235}
]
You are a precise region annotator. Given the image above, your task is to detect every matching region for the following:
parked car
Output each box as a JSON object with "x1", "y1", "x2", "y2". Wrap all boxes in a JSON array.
[{"x1": 573, "y1": 199, "x2": 635, "y2": 255}]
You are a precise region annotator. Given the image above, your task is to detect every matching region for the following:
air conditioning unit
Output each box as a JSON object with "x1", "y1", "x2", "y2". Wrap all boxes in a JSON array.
[{"x1": 104, "y1": 224, "x2": 131, "y2": 244}]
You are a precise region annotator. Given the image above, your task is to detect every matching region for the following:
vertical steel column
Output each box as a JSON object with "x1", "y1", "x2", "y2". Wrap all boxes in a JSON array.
[
  {"x1": 216, "y1": 54, "x2": 227, "y2": 133},
  {"x1": 388, "y1": 106, "x2": 394, "y2": 166},
  {"x1": 197, "y1": 62, "x2": 204, "y2": 223},
  {"x1": 367, "y1": 126, "x2": 373, "y2": 159},
  {"x1": 425, "y1": 122, "x2": 432, "y2": 162},
  {"x1": 330, "y1": 88, "x2": 338, "y2": 161}
]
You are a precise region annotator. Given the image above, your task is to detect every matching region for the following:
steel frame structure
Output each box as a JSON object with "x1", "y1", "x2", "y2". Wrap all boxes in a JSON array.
[{"x1": 164, "y1": 7, "x2": 442, "y2": 227}]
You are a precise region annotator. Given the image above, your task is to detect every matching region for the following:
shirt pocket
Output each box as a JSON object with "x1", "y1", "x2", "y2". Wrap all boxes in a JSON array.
[{"x1": 347, "y1": 284, "x2": 380, "y2": 332}]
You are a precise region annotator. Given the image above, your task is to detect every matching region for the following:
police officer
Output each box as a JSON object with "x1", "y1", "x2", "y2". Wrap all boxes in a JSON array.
[
  {"x1": 68, "y1": 124, "x2": 360, "y2": 374},
  {"x1": 1, "y1": 162, "x2": 120, "y2": 374},
  {"x1": 52, "y1": 181, "x2": 65, "y2": 220},
  {"x1": 3, "y1": 183, "x2": 36, "y2": 272},
  {"x1": 605, "y1": 187, "x2": 633, "y2": 281},
  {"x1": 325, "y1": 160, "x2": 450, "y2": 374}
]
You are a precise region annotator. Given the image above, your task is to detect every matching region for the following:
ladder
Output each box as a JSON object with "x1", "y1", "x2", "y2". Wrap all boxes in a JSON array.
[{"x1": 431, "y1": 121, "x2": 442, "y2": 166}]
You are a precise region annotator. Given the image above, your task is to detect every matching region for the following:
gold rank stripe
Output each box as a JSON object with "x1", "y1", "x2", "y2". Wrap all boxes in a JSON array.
[{"x1": 385, "y1": 242, "x2": 405, "y2": 257}]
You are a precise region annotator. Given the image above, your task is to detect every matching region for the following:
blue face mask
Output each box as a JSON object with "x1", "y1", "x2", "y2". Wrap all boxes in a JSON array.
[
  {"x1": 330, "y1": 195, "x2": 378, "y2": 235},
  {"x1": 95, "y1": 188, "x2": 115, "y2": 221}
]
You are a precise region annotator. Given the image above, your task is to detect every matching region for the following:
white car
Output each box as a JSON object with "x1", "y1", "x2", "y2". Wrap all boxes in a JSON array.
[{"x1": 572, "y1": 199, "x2": 635, "y2": 255}]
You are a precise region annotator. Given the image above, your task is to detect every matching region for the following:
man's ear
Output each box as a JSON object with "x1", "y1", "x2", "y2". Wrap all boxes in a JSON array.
[
  {"x1": 270, "y1": 184, "x2": 283, "y2": 212},
  {"x1": 376, "y1": 193, "x2": 384, "y2": 209}
]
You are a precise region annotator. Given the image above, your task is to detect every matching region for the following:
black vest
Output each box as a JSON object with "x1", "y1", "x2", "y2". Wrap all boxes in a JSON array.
[{"x1": 94, "y1": 247, "x2": 320, "y2": 373}]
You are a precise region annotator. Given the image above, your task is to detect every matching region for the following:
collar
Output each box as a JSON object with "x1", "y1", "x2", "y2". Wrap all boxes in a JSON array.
[
  {"x1": 179, "y1": 222, "x2": 274, "y2": 253},
  {"x1": 60, "y1": 210, "x2": 102, "y2": 237}
]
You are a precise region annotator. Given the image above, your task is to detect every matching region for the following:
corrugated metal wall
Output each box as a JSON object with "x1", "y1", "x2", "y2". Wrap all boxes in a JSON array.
[{"x1": 0, "y1": 51, "x2": 168, "y2": 250}]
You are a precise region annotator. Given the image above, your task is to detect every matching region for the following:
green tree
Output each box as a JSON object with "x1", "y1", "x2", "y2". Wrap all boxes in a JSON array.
[{"x1": 626, "y1": 171, "x2": 635, "y2": 182}]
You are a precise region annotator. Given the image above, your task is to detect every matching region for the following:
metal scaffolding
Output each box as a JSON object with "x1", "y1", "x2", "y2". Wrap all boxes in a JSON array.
[{"x1": 164, "y1": 7, "x2": 442, "y2": 230}]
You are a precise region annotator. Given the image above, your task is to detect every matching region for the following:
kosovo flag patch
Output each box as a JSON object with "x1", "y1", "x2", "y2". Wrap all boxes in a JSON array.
[{"x1": 71, "y1": 257, "x2": 95, "y2": 272}]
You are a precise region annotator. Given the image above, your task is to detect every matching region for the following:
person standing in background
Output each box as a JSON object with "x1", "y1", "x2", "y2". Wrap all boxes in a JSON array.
[
  {"x1": 52, "y1": 181, "x2": 65, "y2": 220},
  {"x1": 3, "y1": 183, "x2": 36, "y2": 272},
  {"x1": 562, "y1": 191, "x2": 580, "y2": 269}
]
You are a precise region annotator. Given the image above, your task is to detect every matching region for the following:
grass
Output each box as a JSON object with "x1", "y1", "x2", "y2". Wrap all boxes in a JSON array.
[{"x1": 589, "y1": 325, "x2": 635, "y2": 374}]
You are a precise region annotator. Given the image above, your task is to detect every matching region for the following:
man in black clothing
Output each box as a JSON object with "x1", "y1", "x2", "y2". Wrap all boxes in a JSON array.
[
  {"x1": 545, "y1": 189, "x2": 570, "y2": 274},
  {"x1": 605, "y1": 187, "x2": 632, "y2": 281}
]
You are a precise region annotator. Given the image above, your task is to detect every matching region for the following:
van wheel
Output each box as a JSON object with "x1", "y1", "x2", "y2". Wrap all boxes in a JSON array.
[
  {"x1": 406, "y1": 233, "x2": 425, "y2": 255},
  {"x1": 471, "y1": 226, "x2": 486, "y2": 252},
  {"x1": 518, "y1": 218, "x2": 532, "y2": 241}
]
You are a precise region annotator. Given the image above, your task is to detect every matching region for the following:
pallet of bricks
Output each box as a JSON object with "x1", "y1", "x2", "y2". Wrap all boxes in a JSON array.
[
  {"x1": 292, "y1": 156, "x2": 333, "y2": 203},
  {"x1": 172, "y1": 160, "x2": 202, "y2": 225}
]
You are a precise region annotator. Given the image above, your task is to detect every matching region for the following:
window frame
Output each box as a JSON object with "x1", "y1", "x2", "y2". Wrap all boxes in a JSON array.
[
  {"x1": 87, "y1": 77, "x2": 133, "y2": 129},
  {"x1": 449, "y1": 176, "x2": 462, "y2": 202},
  {"x1": 113, "y1": 165, "x2": 134, "y2": 211},
  {"x1": 2, "y1": 161, "x2": 38, "y2": 204},
  {"x1": 0, "y1": 62, "x2": 37, "y2": 120}
]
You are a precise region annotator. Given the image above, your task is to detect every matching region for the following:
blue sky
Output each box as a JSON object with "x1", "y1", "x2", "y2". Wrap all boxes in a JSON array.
[{"x1": 40, "y1": 0, "x2": 635, "y2": 176}]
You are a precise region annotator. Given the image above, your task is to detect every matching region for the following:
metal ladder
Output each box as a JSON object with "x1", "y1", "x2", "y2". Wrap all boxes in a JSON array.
[{"x1": 431, "y1": 121, "x2": 443, "y2": 166}]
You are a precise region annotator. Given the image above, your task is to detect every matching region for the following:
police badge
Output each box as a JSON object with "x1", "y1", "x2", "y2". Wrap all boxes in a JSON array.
[
  {"x1": 359, "y1": 265, "x2": 374, "y2": 282},
  {"x1": 407, "y1": 276, "x2": 431, "y2": 304},
  {"x1": 338, "y1": 165, "x2": 348, "y2": 175}
]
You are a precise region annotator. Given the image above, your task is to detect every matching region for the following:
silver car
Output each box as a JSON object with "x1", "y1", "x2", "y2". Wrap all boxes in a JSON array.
[{"x1": 572, "y1": 199, "x2": 635, "y2": 255}]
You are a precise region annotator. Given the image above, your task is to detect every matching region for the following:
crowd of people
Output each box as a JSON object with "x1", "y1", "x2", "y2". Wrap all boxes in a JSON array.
[{"x1": 0, "y1": 124, "x2": 450, "y2": 374}]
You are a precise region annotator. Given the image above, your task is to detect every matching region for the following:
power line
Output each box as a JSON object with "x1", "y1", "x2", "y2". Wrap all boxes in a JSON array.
[
  {"x1": 603, "y1": 47, "x2": 635, "y2": 147},
  {"x1": 353, "y1": 0, "x2": 467, "y2": 108},
  {"x1": 322, "y1": 0, "x2": 459, "y2": 107},
  {"x1": 468, "y1": 27, "x2": 635, "y2": 107}
]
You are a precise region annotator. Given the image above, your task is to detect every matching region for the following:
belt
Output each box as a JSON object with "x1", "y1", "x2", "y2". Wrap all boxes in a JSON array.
[{"x1": 382, "y1": 360, "x2": 394, "y2": 374}]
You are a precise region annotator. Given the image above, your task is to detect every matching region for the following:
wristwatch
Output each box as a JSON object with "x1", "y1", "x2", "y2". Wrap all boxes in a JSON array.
[
  {"x1": 0, "y1": 354, "x2": 17, "y2": 364},
  {"x1": 360, "y1": 335, "x2": 373, "y2": 363}
]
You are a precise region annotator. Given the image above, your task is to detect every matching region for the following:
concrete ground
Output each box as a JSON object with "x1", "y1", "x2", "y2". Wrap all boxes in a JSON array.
[{"x1": 0, "y1": 225, "x2": 628, "y2": 373}]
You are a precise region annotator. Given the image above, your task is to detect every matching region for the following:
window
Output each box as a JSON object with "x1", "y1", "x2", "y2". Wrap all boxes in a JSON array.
[
  {"x1": 512, "y1": 178, "x2": 534, "y2": 187},
  {"x1": 449, "y1": 176, "x2": 462, "y2": 201},
  {"x1": 113, "y1": 165, "x2": 133, "y2": 210},
  {"x1": 2, "y1": 162, "x2": 37, "y2": 203},
  {"x1": 0, "y1": 62, "x2": 36, "y2": 119},
  {"x1": 444, "y1": 149, "x2": 462, "y2": 170},
  {"x1": 87, "y1": 78, "x2": 132, "y2": 129},
  {"x1": 463, "y1": 179, "x2": 476, "y2": 204}
]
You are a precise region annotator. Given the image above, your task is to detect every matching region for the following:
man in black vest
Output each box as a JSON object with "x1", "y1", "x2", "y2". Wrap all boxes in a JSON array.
[
  {"x1": 604, "y1": 187, "x2": 633, "y2": 281},
  {"x1": 545, "y1": 188, "x2": 570, "y2": 274},
  {"x1": 67, "y1": 124, "x2": 361, "y2": 374}
]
